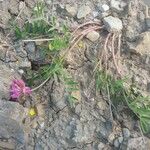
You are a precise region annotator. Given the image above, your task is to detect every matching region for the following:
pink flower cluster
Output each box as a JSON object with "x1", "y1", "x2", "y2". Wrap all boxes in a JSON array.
[{"x1": 10, "y1": 79, "x2": 31, "y2": 100}]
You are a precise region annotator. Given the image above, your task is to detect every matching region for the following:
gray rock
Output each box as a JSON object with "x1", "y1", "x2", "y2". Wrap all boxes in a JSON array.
[
  {"x1": 35, "y1": 143, "x2": 43, "y2": 150},
  {"x1": 5, "y1": 50, "x2": 18, "y2": 63},
  {"x1": 36, "y1": 92, "x2": 112, "y2": 149},
  {"x1": 72, "y1": 120, "x2": 96, "y2": 144},
  {"x1": 0, "y1": 39, "x2": 8, "y2": 62},
  {"x1": 59, "y1": 4, "x2": 65, "y2": 9},
  {"x1": 8, "y1": 0, "x2": 19, "y2": 15},
  {"x1": 0, "y1": 45, "x2": 6, "y2": 61},
  {"x1": 147, "y1": 82, "x2": 150, "y2": 92},
  {"x1": 0, "y1": 8, "x2": 11, "y2": 25},
  {"x1": 14, "y1": 42, "x2": 27, "y2": 58},
  {"x1": 110, "y1": 0, "x2": 127, "y2": 12},
  {"x1": 25, "y1": 42, "x2": 36, "y2": 60},
  {"x1": 97, "y1": 121, "x2": 113, "y2": 143},
  {"x1": 44, "y1": 146, "x2": 49, "y2": 150},
  {"x1": 24, "y1": 0, "x2": 36, "y2": 8},
  {"x1": 86, "y1": 31, "x2": 100, "y2": 42},
  {"x1": 77, "y1": 5, "x2": 91, "y2": 19},
  {"x1": 0, "y1": 114, "x2": 25, "y2": 147},
  {"x1": 103, "y1": 16, "x2": 123, "y2": 33},
  {"x1": 0, "y1": 100, "x2": 28, "y2": 123},
  {"x1": 99, "y1": 11, "x2": 110, "y2": 19},
  {"x1": 114, "y1": 138, "x2": 120, "y2": 148},
  {"x1": 75, "y1": 104, "x2": 82, "y2": 115},
  {"x1": 0, "y1": 127, "x2": 10, "y2": 139},
  {"x1": 0, "y1": 64, "x2": 20, "y2": 100},
  {"x1": 18, "y1": 51, "x2": 27, "y2": 58},
  {"x1": 27, "y1": 145, "x2": 34, "y2": 150},
  {"x1": 18, "y1": 69, "x2": 24, "y2": 75},
  {"x1": 50, "y1": 83, "x2": 67, "y2": 111},
  {"x1": 9, "y1": 59, "x2": 31, "y2": 70},
  {"x1": 118, "y1": 136, "x2": 124, "y2": 143},
  {"x1": 25, "y1": 42, "x2": 44, "y2": 62},
  {"x1": 0, "y1": 40, "x2": 19, "y2": 63},
  {"x1": 66, "y1": 4, "x2": 77, "y2": 17},
  {"x1": 98, "y1": 142, "x2": 105, "y2": 149},
  {"x1": 18, "y1": 58, "x2": 31, "y2": 69},
  {"x1": 114, "y1": 136, "x2": 123, "y2": 147},
  {"x1": 122, "y1": 128, "x2": 130, "y2": 138},
  {"x1": 129, "y1": 31, "x2": 150, "y2": 55},
  {"x1": 99, "y1": 4, "x2": 109, "y2": 12},
  {"x1": 92, "y1": 11, "x2": 99, "y2": 17},
  {"x1": 97, "y1": 101, "x2": 107, "y2": 111}
]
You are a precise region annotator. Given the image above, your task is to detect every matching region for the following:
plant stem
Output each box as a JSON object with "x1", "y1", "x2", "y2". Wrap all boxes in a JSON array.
[
  {"x1": 31, "y1": 76, "x2": 51, "y2": 92},
  {"x1": 22, "y1": 38, "x2": 53, "y2": 42}
]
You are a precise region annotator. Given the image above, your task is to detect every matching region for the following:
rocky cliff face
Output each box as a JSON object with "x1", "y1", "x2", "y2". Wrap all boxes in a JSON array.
[
  {"x1": 0, "y1": 0, "x2": 150, "y2": 149},
  {"x1": 0, "y1": 99, "x2": 28, "y2": 149}
]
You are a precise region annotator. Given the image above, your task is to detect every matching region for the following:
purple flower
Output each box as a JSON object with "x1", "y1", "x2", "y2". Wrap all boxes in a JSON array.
[{"x1": 10, "y1": 79, "x2": 31, "y2": 100}]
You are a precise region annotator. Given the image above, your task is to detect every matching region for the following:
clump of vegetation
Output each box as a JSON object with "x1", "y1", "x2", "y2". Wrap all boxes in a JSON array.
[
  {"x1": 13, "y1": 1, "x2": 78, "y2": 107},
  {"x1": 12, "y1": 0, "x2": 150, "y2": 134},
  {"x1": 14, "y1": 2, "x2": 55, "y2": 39},
  {"x1": 95, "y1": 69, "x2": 150, "y2": 134}
]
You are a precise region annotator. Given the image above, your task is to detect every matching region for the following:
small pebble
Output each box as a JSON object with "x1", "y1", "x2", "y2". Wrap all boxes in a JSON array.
[
  {"x1": 97, "y1": 101, "x2": 107, "y2": 110},
  {"x1": 31, "y1": 120, "x2": 38, "y2": 129},
  {"x1": 113, "y1": 136, "x2": 123, "y2": 147},
  {"x1": 59, "y1": 4, "x2": 65, "y2": 9},
  {"x1": 110, "y1": 0, "x2": 126, "y2": 12},
  {"x1": 86, "y1": 31, "x2": 100, "y2": 42},
  {"x1": 18, "y1": 59, "x2": 31, "y2": 69},
  {"x1": 99, "y1": 11, "x2": 110, "y2": 19},
  {"x1": 77, "y1": 5, "x2": 91, "y2": 19},
  {"x1": 118, "y1": 136, "x2": 124, "y2": 143},
  {"x1": 100, "y1": 4, "x2": 109, "y2": 12},
  {"x1": 36, "y1": 104, "x2": 45, "y2": 117},
  {"x1": 40, "y1": 122, "x2": 45, "y2": 128},
  {"x1": 93, "y1": 11, "x2": 99, "y2": 17},
  {"x1": 98, "y1": 142, "x2": 105, "y2": 149},
  {"x1": 123, "y1": 128, "x2": 130, "y2": 138},
  {"x1": 18, "y1": 69, "x2": 24, "y2": 75},
  {"x1": 114, "y1": 138, "x2": 120, "y2": 148},
  {"x1": 66, "y1": 4, "x2": 77, "y2": 17},
  {"x1": 103, "y1": 16, "x2": 123, "y2": 33}
]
